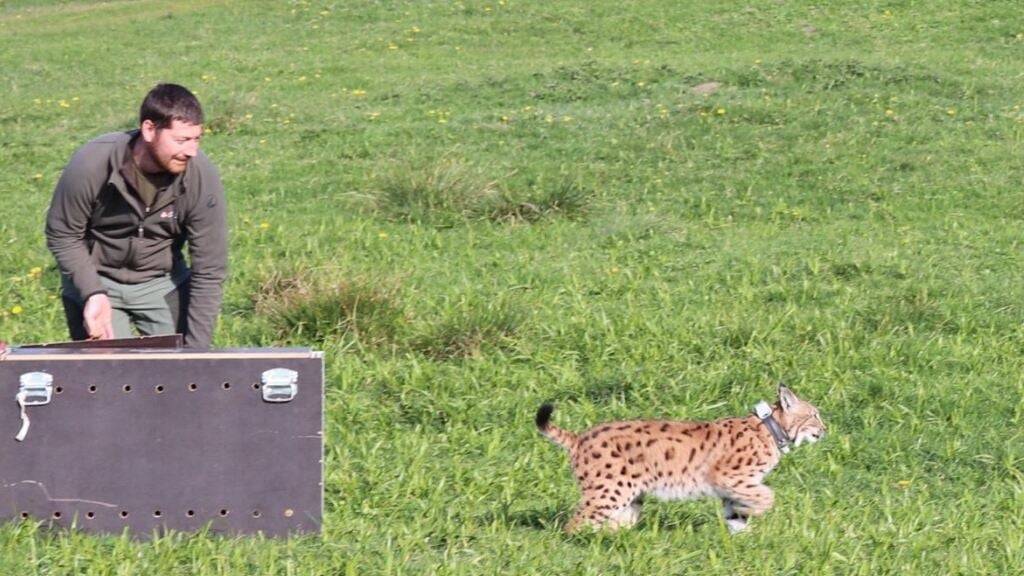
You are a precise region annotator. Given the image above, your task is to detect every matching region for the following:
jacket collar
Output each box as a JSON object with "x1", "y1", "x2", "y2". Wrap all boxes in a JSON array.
[{"x1": 108, "y1": 130, "x2": 186, "y2": 218}]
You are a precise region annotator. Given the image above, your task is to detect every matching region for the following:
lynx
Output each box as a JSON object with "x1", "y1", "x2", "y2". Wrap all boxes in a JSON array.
[{"x1": 536, "y1": 385, "x2": 825, "y2": 533}]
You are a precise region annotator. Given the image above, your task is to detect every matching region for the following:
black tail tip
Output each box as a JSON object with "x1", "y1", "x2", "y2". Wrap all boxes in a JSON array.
[{"x1": 536, "y1": 403, "x2": 554, "y2": 430}]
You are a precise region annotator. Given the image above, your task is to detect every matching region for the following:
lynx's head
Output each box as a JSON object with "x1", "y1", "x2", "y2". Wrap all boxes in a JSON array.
[{"x1": 776, "y1": 385, "x2": 826, "y2": 446}]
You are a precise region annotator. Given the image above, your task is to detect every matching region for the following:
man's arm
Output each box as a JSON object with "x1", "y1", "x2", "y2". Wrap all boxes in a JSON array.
[
  {"x1": 182, "y1": 157, "x2": 228, "y2": 348},
  {"x1": 45, "y1": 146, "x2": 115, "y2": 339},
  {"x1": 45, "y1": 149, "x2": 108, "y2": 302}
]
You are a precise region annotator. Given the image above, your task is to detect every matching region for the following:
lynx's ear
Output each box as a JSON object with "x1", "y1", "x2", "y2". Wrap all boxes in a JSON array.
[{"x1": 778, "y1": 384, "x2": 799, "y2": 412}]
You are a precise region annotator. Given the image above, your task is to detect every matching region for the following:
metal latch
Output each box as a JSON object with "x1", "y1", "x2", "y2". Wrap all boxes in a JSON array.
[
  {"x1": 19, "y1": 372, "x2": 53, "y2": 406},
  {"x1": 16, "y1": 372, "x2": 53, "y2": 441},
  {"x1": 261, "y1": 368, "x2": 298, "y2": 403}
]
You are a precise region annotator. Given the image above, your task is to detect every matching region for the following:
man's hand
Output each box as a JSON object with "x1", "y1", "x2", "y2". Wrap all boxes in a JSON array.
[{"x1": 83, "y1": 293, "x2": 114, "y2": 340}]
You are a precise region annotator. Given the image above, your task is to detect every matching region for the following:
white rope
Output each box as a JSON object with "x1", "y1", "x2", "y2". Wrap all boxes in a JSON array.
[{"x1": 15, "y1": 391, "x2": 29, "y2": 442}]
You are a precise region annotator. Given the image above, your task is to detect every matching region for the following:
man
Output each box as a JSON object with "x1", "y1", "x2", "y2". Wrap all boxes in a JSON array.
[{"x1": 45, "y1": 83, "x2": 227, "y2": 348}]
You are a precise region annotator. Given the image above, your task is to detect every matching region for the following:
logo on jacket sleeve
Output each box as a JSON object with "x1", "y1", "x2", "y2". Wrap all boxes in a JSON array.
[{"x1": 159, "y1": 208, "x2": 175, "y2": 219}]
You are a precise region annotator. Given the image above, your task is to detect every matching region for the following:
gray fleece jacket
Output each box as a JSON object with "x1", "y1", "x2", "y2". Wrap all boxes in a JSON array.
[{"x1": 45, "y1": 131, "x2": 228, "y2": 348}]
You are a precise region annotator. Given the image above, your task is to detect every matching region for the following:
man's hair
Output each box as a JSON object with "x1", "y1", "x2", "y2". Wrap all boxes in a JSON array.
[{"x1": 139, "y1": 83, "x2": 204, "y2": 128}]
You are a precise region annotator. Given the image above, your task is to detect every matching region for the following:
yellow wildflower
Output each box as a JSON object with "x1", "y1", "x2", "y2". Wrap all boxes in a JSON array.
[
  {"x1": 259, "y1": 222, "x2": 270, "y2": 230},
  {"x1": 11, "y1": 305, "x2": 23, "y2": 315},
  {"x1": 716, "y1": 108, "x2": 726, "y2": 115}
]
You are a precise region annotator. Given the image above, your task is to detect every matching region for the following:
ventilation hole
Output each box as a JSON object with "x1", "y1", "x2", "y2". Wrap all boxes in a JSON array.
[
  {"x1": 120, "y1": 510, "x2": 129, "y2": 519},
  {"x1": 186, "y1": 510, "x2": 195, "y2": 517},
  {"x1": 153, "y1": 510, "x2": 162, "y2": 518},
  {"x1": 55, "y1": 386, "x2": 64, "y2": 394},
  {"x1": 88, "y1": 385, "x2": 97, "y2": 393},
  {"x1": 188, "y1": 383, "x2": 198, "y2": 391},
  {"x1": 19, "y1": 512, "x2": 29, "y2": 519},
  {"x1": 222, "y1": 382, "x2": 231, "y2": 390},
  {"x1": 219, "y1": 509, "x2": 229, "y2": 517},
  {"x1": 52, "y1": 511, "x2": 62, "y2": 519},
  {"x1": 252, "y1": 510, "x2": 262, "y2": 518},
  {"x1": 86, "y1": 511, "x2": 95, "y2": 519},
  {"x1": 252, "y1": 383, "x2": 261, "y2": 390},
  {"x1": 155, "y1": 385, "x2": 164, "y2": 393},
  {"x1": 122, "y1": 385, "x2": 132, "y2": 393}
]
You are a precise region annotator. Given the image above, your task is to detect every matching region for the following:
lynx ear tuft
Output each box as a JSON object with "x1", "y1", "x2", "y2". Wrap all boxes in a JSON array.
[{"x1": 778, "y1": 385, "x2": 798, "y2": 412}]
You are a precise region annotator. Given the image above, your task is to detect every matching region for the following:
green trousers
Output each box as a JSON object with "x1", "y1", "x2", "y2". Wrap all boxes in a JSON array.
[{"x1": 60, "y1": 273, "x2": 188, "y2": 340}]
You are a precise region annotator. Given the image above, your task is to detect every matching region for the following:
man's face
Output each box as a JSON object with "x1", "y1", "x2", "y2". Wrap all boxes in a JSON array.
[{"x1": 140, "y1": 119, "x2": 203, "y2": 174}]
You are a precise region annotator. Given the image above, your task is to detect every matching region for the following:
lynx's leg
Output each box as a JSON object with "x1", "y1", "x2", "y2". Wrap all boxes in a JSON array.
[
  {"x1": 607, "y1": 500, "x2": 642, "y2": 529},
  {"x1": 721, "y1": 498, "x2": 747, "y2": 533},
  {"x1": 717, "y1": 483, "x2": 774, "y2": 534},
  {"x1": 565, "y1": 490, "x2": 641, "y2": 533},
  {"x1": 565, "y1": 499, "x2": 612, "y2": 534}
]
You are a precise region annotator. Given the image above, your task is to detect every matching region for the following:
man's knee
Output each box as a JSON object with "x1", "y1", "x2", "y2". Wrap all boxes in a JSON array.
[
  {"x1": 61, "y1": 297, "x2": 89, "y2": 341},
  {"x1": 164, "y1": 281, "x2": 190, "y2": 335}
]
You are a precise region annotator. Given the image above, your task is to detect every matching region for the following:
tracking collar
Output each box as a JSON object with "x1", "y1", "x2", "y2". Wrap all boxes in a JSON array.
[{"x1": 754, "y1": 401, "x2": 792, "y2": 454}]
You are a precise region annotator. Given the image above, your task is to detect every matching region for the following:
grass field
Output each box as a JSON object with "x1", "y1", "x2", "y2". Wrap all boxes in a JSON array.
[{"x1": 2, "y1": 0, "x2": 1024, "y2": 573}]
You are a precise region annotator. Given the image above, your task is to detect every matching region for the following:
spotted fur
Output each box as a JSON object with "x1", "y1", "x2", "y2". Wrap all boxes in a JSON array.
[{"x1": 536, "y1": 385, "x2": 826, "y2": 533}]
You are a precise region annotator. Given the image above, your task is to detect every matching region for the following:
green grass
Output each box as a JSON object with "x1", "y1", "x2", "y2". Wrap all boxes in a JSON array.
[{"x1": 2, "y1": 0, "x2": 1024, "y2": 573}]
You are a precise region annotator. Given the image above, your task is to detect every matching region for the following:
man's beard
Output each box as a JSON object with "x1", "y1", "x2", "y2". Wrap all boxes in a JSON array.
[
  {"x1": 162, "y1": 156, "x2": 189, "y2": 174},
  {"x1": 144, "y1": 141, "x2": 188, "y2": 174}
]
